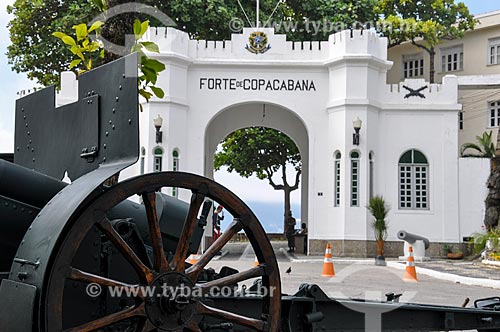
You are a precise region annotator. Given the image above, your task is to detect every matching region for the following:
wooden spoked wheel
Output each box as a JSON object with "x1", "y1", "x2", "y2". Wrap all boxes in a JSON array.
[{"x1": 42, "y1": 172, "x2": 281, "y2": 332}]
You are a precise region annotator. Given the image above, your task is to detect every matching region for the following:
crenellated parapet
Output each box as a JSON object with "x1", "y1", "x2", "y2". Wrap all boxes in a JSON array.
[
  {"x1": 327, "y1": 30, "x2": 388, "y2": 62},
  {"x1": 144, "y1": 27, "x2": 390, "y2": 64},
  {"x1": 382, "y1": 76, "x2": 460, "y2": 109},
  {"x1": 145, "y1": 27, "x2": 191, "y2": 60},
  {"x1": 143, "y1": 26, "x2": 461, "y2": 111}
]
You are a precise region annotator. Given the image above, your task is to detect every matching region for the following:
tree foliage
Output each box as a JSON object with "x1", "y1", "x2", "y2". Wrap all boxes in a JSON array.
[
  {"x1": 52, "y1": 15, "x2": 166, "y2": 109},
  {"x1": 52, "y1": 21, "x2": 105, "y2": 73},
  {"x1": 214, "y1": 127, "x2": 301, "y2": 179},
  {"x1": 214, "y1": 127, "x2": 301, "y2": 228},
  {"x1": 7, "y1": 0, "x2": 379, "y2": 86},
  {"x1": 162, "y1": 0, "x2": 378, "y2": 41},
  {"x1": 376, "y1": 0, "x2": 475, "y2": 83},
  {"x1": 461, "y1": 131, "x2": 496, "y2": 159},
  {"x1": 277, "y1": 0, "x2": 378, "y2": 41},
  {"x1": 7, "y1": 0, "x2": 100, "y2": 86}
]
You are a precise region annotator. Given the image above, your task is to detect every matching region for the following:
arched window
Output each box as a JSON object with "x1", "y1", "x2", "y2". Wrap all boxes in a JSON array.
[
  {"x1": 153, "y1": 147, "x2": 163, "y2": 172},
  {"x1": 172, "y1": 150, "x2": 179, "y2": 172},
  {"x1": 334, "y1": 152, "x2": 341, "y2": 206},
  {"x1": 350, "y1": 151, "x2": 360, "y2": 207},
  {"x1": 172, "y1": 150, "x2": 180, "y2": 197},
  {"x1": 369, "y1": 152, "x2": 374, "y2": 200},
  {"x1": 140, "y1": 147, "x2": 146, "y2": 175},
  {"x1": 399, "y1": 149, "x2": 429, "y2": 210}
]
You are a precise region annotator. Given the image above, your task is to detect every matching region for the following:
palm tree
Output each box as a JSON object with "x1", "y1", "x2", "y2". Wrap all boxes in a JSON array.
[
  {"x1": 460, "y1": 131, "x2": 496, "y2": 159},
  {"x1": 368, "y1": 196, "x2": 390, "y2": 263}
]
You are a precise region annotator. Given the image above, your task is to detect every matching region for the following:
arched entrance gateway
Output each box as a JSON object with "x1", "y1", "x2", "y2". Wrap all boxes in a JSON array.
[
  {"x1": 113, "y1": 27, "x2": 464, "y2": 256},
  {"x1": 204, "y1": 103, "x2": 309, "y2": 230}
]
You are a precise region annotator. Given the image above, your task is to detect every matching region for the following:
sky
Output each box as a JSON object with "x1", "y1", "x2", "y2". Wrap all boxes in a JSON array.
[{"x1": 0, "y1": 0, "x2": 498, "y2": 205}]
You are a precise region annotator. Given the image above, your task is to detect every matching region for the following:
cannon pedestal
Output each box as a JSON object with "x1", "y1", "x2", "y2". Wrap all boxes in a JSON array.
[{"x1": 399, "y1": 240, "x2": 430, "y2": 261}]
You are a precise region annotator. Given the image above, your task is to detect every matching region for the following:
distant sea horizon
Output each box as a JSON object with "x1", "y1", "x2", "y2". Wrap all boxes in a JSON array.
[{"x1": 219, "y1": 200, "x2": 301, "y2": 233}]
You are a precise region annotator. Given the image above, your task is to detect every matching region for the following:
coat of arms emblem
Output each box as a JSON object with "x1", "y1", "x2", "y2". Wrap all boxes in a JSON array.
[{"x1": 246, "y1": 31, "x2": 271, "y2": 54}]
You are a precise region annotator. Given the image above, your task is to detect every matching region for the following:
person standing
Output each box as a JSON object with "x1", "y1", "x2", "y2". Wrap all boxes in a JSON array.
[
  {"x1": 299, "y1": 222, "x2": 308, "y2": 253},
  {"x1": 285, "y1": 211, "x2": 296, "y2": 252},
  {"x1": 212, "y1": 205, "x2": 224, "y2": 241},
  {"x1": 299, "y1": 223, "x2": 307, "y2": 235}
]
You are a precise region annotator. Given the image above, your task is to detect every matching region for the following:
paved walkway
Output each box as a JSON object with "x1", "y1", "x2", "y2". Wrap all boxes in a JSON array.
[
  {"x1": 209, "y1": 243, "x2": 500, "y2": 305},
  {"x1": 289, "y1": 253, "x2": 500, "y2": 289},
  {"x1": 219, "y1": 242, "x2": 500, "y2": 288}
]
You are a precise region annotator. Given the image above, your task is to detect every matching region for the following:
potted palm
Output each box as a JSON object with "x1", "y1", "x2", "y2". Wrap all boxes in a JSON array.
[{"x1": 368, "y1": 196, "x2": 390, "y2": 266}]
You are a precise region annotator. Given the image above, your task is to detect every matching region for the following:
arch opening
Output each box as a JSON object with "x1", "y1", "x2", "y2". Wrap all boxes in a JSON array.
[{"x1": 204, "y1": 103, "x2": 309, "y2": 234}]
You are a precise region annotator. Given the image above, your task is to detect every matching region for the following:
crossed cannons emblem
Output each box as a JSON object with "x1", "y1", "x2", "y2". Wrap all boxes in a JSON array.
[{"x1": 402, "y1": 85, "x2": 428, "y2": 99}]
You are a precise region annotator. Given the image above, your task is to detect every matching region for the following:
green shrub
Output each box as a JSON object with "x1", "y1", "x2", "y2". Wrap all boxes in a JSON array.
[{"x1": 470, "y1": 227, "x2": 500, "y2": 254}]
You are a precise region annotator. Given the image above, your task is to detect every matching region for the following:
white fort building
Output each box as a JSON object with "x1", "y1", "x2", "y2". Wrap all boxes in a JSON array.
[{"x1": 59, "y1": 27, "x2": 489, "y2": 256}]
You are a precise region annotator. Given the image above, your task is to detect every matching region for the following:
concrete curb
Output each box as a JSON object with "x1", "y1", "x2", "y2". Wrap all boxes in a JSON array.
[
  {"x1": 280, "y1": 248, "x2": 322, "y2": 263},
  {"x1": 387, "y1": 261, "x2": 500, "y2": 289},
  {"x1": 482, "y1": 259, "x2": 500, "y2": 267}
]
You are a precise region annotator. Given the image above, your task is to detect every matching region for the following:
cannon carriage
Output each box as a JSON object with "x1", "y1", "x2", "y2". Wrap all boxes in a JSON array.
[{"x1": 1, "y1": 54, "x2": 500, "y2": 332}]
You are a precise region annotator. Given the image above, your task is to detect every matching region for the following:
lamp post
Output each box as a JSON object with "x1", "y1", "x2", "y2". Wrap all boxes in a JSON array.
[
  {"x1": 353, "y1": 117, "x2": 362, "y2": 146},
  {"x1": 154, "y1": 115, "x2": 163, "y2": 144}
]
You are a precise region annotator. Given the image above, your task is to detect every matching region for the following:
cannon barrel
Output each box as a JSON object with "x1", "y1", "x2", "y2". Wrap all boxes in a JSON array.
[
  {"x1": 0, "y1": 159, "x2": 66, "y2": 209},
  {"x1": 397, "y1": 230, "x2": 430, "y2": 249},
  {"x1": 0, "y1": 160, "x2": 205, "y2": 272}
]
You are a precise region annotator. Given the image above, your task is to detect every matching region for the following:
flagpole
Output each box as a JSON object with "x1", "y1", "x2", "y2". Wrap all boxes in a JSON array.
[{"x1": 256, "y1": 0, "x2": 260, "y2": 29}]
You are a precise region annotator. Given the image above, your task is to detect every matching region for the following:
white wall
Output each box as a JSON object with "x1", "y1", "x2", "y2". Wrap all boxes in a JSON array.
[
  {"x1": 459, "y1": 158, "x2": 490, "y2": 238},
  {"x1": 378, "y1": 110, "x2": 460, "y2": 243}
]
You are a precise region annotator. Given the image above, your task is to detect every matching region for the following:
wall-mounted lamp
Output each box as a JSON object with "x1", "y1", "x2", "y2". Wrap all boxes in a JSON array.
[
  {"x1": 153, "y1": 114, "x2": 163, "y2": 144},
  {"x1": 353, "y1": 117, "x2": 362, "y2": 146}
]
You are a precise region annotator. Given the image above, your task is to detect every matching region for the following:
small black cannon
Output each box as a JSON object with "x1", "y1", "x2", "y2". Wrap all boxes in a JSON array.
[{"x1": 1, "y1": 54, "x2": 500, "y2": 332}]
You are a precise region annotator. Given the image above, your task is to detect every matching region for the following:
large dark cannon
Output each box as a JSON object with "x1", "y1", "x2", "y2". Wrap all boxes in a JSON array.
[
  {"x1": 0, "y1": 159, "x2": 204, "y2": 273},
  {"x1": 1, "y1": 54, "x2": 500, "y2": 332}
]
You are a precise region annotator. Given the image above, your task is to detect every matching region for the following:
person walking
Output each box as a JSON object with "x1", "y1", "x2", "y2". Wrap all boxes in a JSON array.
[{"x1": 212, "y1": 205, "x2": 224, "y2": 241}]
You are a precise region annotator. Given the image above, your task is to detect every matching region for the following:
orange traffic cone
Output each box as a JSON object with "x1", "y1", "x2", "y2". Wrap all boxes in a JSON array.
[
  {"x1": 403, "y1": 246, "x2": 418, "y2": 282},
  {"x1": 254, "y1": 255, "x2": 259, "y2": 267},
  {"x1": 321, "y1": 244, "x2": 335, "y2": 277},
  {"x1": 188, "y1": 254, "x2": 198, "y2": 265}
]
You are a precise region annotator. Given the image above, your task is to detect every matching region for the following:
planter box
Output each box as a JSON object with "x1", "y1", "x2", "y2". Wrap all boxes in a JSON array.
[{"x1": 447, "y1": 252, "x2": 464, "y2": 260}]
